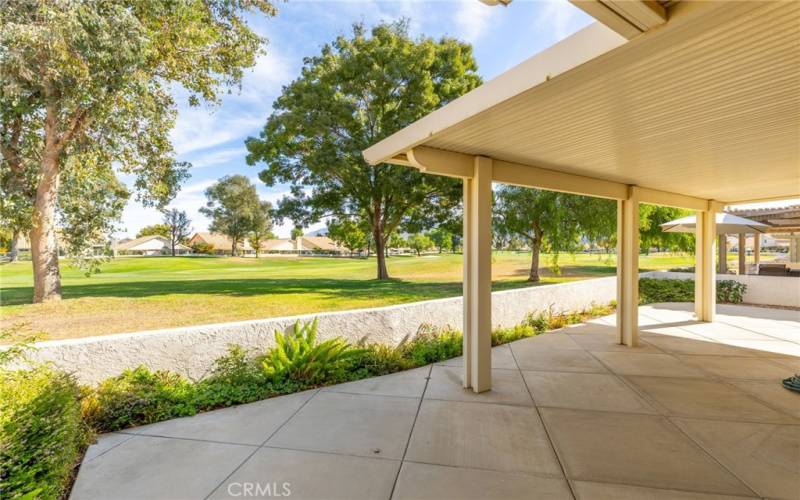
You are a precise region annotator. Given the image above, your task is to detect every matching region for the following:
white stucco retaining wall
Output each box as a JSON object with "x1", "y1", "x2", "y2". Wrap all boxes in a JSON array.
[
  {"x1": 643, "y1": 271, "x2": 800, "y2": 308},
  {"x1": 25, "y1": 277, "x2": 617, "y2": 384}
]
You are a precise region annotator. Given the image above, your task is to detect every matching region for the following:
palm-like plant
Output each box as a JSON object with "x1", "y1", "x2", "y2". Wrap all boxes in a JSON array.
[{"x1": 261, "y1": 319, "x2": 363, "y2": 384}]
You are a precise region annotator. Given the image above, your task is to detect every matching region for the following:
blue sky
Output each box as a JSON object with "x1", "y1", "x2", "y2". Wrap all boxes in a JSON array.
[{"x1": 117, "y1": 0, "x2": 594, "y2": 238}]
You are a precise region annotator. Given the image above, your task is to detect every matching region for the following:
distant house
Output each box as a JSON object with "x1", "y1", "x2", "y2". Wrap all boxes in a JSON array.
[
  {"x1": 261, "y1": 238, "x2": 297, "y2": 253},
  {"x1": 260, "y1": 236, "x2": 342, "y2": 255},
  {"x1": 13, "y1": 231, "x2": 108, "y2": 257},
  {"x1": 300, "y1": 236, "x2": 340, "y2": 253},
  {"x1": 188, "y1": 232, "x2": 255, "y2": 256},
  {"x1": 116, "y1": 235, "x2": 191, "y2": 256},
  {"x1": 187, "y1": 232, "x2": 342, "y2": 256}
]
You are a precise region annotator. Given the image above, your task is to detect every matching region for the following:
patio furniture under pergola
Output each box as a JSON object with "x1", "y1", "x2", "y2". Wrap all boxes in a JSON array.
[
  {"x1": 363, "y1": 0, "x2": 799, "y2": 392},
  {"x1": 660, "y1": 213, "x2": 768, "y2": 275}
]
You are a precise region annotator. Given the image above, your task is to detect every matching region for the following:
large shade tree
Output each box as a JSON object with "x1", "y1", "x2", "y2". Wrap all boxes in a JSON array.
[
  {"x1": 327, "y1": 218, "x2": 369, "y2": 256},
  {"x1": 248, "y1": 205, "x2": 275, "y2": 258},
  {"x1": 494, "y1": 186, "x2": 616, "y2": 282},
  {"x1": 200, "y1": 175, "x2": 272, "y2": 256},
  {"x1": 639, "y1": 205, "x2": 694, "y2": 253},
  {"x1": 246, "y1": 21, "x2": 481, "y2": 279},
  {"x1": 0, "y1": 0, "x2": 276, "y2": 302}
]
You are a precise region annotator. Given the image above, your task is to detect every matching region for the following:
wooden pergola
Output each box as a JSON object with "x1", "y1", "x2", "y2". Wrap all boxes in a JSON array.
[
  {"x1": 730, "y1": 205, "x2": 800, "y2": 266},
  {"x1": 363, "y1": 0, "x2": 800, "y2": 392}
]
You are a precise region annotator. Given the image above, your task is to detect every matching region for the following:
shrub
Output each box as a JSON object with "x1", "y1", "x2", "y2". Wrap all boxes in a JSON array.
[
  {"x1": 195, "y1": 345, "x2": 274, "y2": 409},
  {"x1": 524, "y1": 311, "x2": 551, "y2": 335},
  {"x1": 718, "y1": 280, "x2": 747, "y2": 304},
  {"x1": 1, "y1": 364, "x2": 88, "y2": 499},
  {"x1": 260, "y1": 319, "x2": 364, "y2": 384},
  {"x1": 491, "y1": 323, "x2": 536, "y2": 346},
  {"x1": 190, "y1": 241, "x2": 215, "y2": 255},
  {"x1": 82, "y1": 367, "x2": 197, "y2": 433},
  {"x1": 403, "y1": 324, "x2": 462, "y2": 365},
  {"x1": 347, "y1": 344, "x2": 413, "y2": 378},
  {"x1": 639, "y1": 278, "x2": 693, "y2": 303},
  {"x1": 639, "y1": 278, "x2": 747, "y2": 304}
]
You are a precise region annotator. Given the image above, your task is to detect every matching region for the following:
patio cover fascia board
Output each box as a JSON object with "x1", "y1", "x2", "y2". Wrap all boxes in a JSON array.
[
  {"x1": 404, "y1": 145, "x2": 712, "y2": 211},
  {"x1": 569, "y1": 0, "x2": 667, "y2": 40}
]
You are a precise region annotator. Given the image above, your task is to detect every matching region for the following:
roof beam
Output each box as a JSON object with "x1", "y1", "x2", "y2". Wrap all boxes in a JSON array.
[
  {"x1": 402, "y1": 146, "x2": 717, "y2": 210},
  {"x1": 634, "y1": 187, "x2": 710, "y2": 212},
  {"x1": 492, "y1": 159, "x2": 627, "y2": 200},
  {"x1": 569, "y1": 1, "x2": 666, "y2": 40},
  {"x1": 403, "y1": 146, "x2": 628, "y2": 199},
  {"x1": 406, "y1": 147, "x2": 473, "y2": 178}
]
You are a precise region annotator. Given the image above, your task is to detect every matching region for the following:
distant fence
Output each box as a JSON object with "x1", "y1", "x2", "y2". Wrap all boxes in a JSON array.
[{"x1": 23, "y1": 276, "x2": 617, "y2": 384}]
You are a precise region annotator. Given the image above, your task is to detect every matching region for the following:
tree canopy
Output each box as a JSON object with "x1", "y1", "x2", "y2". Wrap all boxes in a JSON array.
[
  {"x1": 327, "y1": 218, "x2": 368, "y2": 255},
  {"x1": 248, "y1": 204, "x2": 275, "y2": 258},
  {"x1": 494, "y1": 186, "x2": 615, "y2": 281},
  {"x1": 428, "y1": 227, "x2": 454, "y2": 254},
  {"x1": 407, "y1": 233, "x2": 434, "y2": 256},
  {"x1": 137, "y1": 224, "x2": 171, "y2": 239},
  {"x1": 639, "y1": 205, "x2": 694, "y2": 253},
  {"x1": 246, "y1": 21, "x2": 481, "y2": 279},
  {"x1": 200, "y1": 175, "x2": 272, "y2": 256},
  {"x1": 1, "y1": 0, "x2": 276, "y2": 302},
  {"x1": 162, "y1": 209, "x2": 192, "y2": 256}
]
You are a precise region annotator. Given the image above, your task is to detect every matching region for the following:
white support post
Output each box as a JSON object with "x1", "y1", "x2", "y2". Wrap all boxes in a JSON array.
[
  {"x1": 462, "y1": 156, "x2": 492, "y2": 393},
  {"x1": 462, "y1": 176, "x2": 474, "y2": 388},
  {"x1": 616, "y1": 189, "x2": 639, "y2": 347},
  {"x1": 695, "y1": 209, "x2": 717, "y2": 321}
]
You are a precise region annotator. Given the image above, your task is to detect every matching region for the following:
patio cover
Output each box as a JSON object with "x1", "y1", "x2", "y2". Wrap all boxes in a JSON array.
[
  {"x1": 365, "y1": 1, "x2": 799, "y2": 205},
  {"x1": 363, "y1": 0, "x2": 800, "y2": 392},
  {"x1": 661, "y1": 213, "x2": 769, "y2": 234}
]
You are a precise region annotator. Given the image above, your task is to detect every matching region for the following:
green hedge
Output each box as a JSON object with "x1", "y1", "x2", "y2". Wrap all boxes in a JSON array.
[
  {"x1": 639, "y1": 278, "x2": 746, "y2": 304},
  {"x1": 0, "y1": 365, "x2": 89, "y2": 499}
]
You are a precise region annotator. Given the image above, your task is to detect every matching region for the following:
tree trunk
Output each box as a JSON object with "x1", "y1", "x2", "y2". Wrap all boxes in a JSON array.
[
  {"x1": 9, "y1": 230, "x2": 19, "y2": 262},
  {"x1": 231, "y1": 240, "x2": 236, "y2": 257},
  {"x1": 528, "y1": 239, "x2": 541, "y2": 282},
  {"x1": 171, "y1": 238, "x2": 176, "y2": 257},
  {"x1": 30, "y1": 155, "x2": 62, "y2": 302},
  {"x1": 374, "y1": 228, "x2": 389, "y2": 280},
  {"x1": 371, "y1": 203, "x2": 389, "y2": 279}
]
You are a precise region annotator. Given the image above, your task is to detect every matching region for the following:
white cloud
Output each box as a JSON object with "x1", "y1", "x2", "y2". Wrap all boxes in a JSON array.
[
  {"x1": 181, "y1": 179, "x2": 217, "y2": 195},
  {"x1": 167, "y1": 47, "x2": 294, "y2": 158},
  {"x1": 169, "y1": 106, "x2": 264, "y2": 157},
  {"x1": 187, "y1": 147, "x2": 249, "y2": 169},
  {"x1": 239, "y1": 50, "x2": 294, "y2": 104},
  {"x1": 454, "y1": 0, "x2": 495, "y2": 43},
  {"x1": 532, "y1": 0, "x2": 587, "y2": 41}
]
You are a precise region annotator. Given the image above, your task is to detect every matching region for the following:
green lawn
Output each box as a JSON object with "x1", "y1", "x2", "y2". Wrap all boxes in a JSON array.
[{"x1": 0, "y1": 252, "x2": 695, "y2": 341}]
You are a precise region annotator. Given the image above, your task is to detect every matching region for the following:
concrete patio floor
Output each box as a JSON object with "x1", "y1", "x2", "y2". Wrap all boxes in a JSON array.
[{"x1": 71, "y1": 303, "x2": 800, "y2": 500}]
